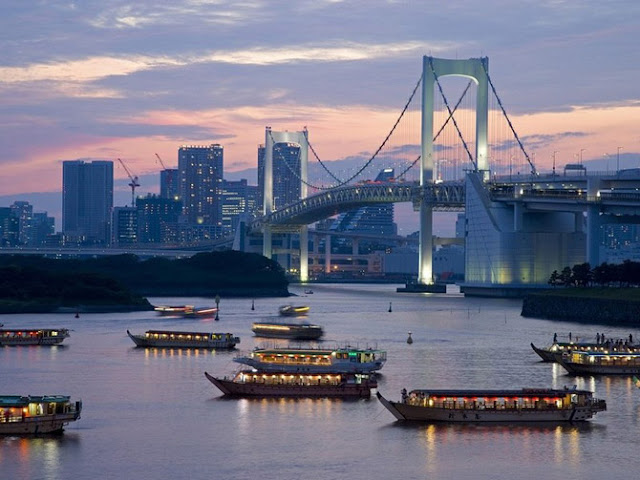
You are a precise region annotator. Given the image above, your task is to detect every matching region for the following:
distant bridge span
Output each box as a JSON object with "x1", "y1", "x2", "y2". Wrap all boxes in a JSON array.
[{"x1": 251, "y1": 182, "x2": 465, "y2": 229}]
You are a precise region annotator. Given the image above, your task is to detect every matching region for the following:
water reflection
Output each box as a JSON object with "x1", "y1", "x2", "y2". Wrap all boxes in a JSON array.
[{"x1": 1, "y1": 434, "x2": 81, "y2": 480}]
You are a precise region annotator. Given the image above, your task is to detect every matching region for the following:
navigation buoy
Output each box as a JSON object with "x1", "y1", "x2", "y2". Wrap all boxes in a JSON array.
[
  {"x1": 407, "y1": 332, "x2": 413, "y2": 344},
  {"x1": 75, "y1": 312, "x2": 80, "y2": 319},
  {"x1": 388, "y1": 302, "x2": 392, "y2": 313},
  {"x1": 251, "y1": 299, "x2": 255, "y2": 311}
]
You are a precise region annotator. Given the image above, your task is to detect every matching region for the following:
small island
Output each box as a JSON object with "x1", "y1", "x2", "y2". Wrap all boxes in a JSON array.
[{"x1": 0, "y1": 251, "x2": 289, "y2": 314}]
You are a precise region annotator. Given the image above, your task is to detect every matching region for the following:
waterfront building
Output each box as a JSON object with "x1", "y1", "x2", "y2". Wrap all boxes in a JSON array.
[
  {"x1": 136, "y1": 194, "x2": 182, "y2": 244},
  {"x1": 62, "y1": 160, "x2": 113, "y2": 245},
  {"x1": 178, "y1": 144, "x2": 223, "y2": 228},
  {"x1": 160, "y1": 169, "x2": 179, "y2": 200},
  {"x1": 112, "y1": 207, "x2": 137, "y2": 246}
]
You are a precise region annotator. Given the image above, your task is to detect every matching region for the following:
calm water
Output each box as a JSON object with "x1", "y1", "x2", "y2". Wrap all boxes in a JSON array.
[{"x1": 1, "y1": 284, "x2": 640, "y2": 480}]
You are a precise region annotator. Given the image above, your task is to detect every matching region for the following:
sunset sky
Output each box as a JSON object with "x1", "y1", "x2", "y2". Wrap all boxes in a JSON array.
[{"x1": 1, "y1": 1, "x2": 639, "y2": 234}]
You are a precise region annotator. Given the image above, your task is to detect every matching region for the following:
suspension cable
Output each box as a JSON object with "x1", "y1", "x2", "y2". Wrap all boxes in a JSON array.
[
  {"x1": 481, "y1": 61, "x2": 537, "y2": 176},
  {"x1": 429, "y1": 57, "x2": 476, "y2": 171}
]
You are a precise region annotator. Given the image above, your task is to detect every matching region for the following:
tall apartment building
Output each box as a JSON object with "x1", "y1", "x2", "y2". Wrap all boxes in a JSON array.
[
  {"x1": 112, "y1": 206, "x2": 138, "y2": 246},
  {"x1": 257, "y1": 142, "x2": 301, "y2": 211},
  {"x1": 10, "y1": 201, "x2": 33, "y2": 245},
  {"x1": 178, "y1": 144, "x2": 223, "y2": 229},
  {"x1": 62, "y1": 160, "x2": 113, "y2": 244},
  {"x1": 136, "y1": 194, "x2": 182, "y2": 243}
]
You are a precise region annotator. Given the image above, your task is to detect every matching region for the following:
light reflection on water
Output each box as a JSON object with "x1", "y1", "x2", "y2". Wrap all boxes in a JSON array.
[{"x1": 1, "y1": 285, "x2": 640, "y2": 479}]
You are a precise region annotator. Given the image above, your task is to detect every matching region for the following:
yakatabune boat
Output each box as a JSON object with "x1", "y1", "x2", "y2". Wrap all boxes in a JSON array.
[
  {"x1": 154, "y1": 305, "x2": 194, "y2": 315},
  {"x1": 234, "y1": 346, "x2": 387, "y2": 373},
  {"x1": 531, "y1": 340, "x2": 640, "y2": 362},
  {"x1": 0, "y1": 328, "x2": 70, "y2": 346},
  {"x1": 204, "y1": 371, "x2": 375, "y2": 398},
  {"x1": 557, "y1": 351, "x2": 640, "y2": 375},
  {"x1": 377, "y1": 387, "x2": 606, "y2": 423},
  {"x1": 251, "y1": 321, "x2": 324, "y2": 340},
  {"x1": 278, "y1": 305, "x2": 310, "y2": 317},
  {"x1": 0, "y1": 395, "x2": 82, "y2": 435},
  {"x1": 127, "y1": 330, "x2": 239, "y2": 349}
]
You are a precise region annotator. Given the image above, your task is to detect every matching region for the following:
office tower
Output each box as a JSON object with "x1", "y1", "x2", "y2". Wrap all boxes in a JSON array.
[
  {"x1": 178, "y1": 144, "x2": 223, "y2": 227},
  {"x1": 257, "y1": 142, "x2": 301, "y2": 211},
  {"x1": 30, "y1": 212, "x2": 55, "y2": 246},
  {"x1": 330, "y1": 168, "x2": 397, "y2": 236},
  {"x1": 0, "y1": 207, "x2": 18, "y2": 246},
  {"x1": 160, "y1": 169, "x2": 179, "y2": 199},
  {"x1": 112, "y1": 207, "x2": 138, "y2": 245},
  {"x1": 136, "y1": 194, "x2": 182, "y2": 243},
  {"x1": 62, "y1": 160, "x2": 113, "y2": 244},
  {"x1": 221, "y1": 179, "x2": 260, "y2": 236},
  {"x1": 10, "y1": 201, "x2": 33, "y2": 245}
]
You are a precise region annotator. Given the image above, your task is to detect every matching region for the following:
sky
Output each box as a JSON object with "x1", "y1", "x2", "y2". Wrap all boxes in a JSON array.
[{"x1": 1, "y1": 0, "x2": 639, "y2": 236}]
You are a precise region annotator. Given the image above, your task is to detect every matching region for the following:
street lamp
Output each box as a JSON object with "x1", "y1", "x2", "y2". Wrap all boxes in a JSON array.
[{"x1": 617, "y1": 146, "x2": 623, "y2": 172}]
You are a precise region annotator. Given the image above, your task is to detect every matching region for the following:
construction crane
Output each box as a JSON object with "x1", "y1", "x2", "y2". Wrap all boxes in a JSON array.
[
  {"x1": 117, "y1": 158, "x2": 140, "y2": 207},
  {"x1": 155, "y1": 152, "x2": 169, "y2": 170}
]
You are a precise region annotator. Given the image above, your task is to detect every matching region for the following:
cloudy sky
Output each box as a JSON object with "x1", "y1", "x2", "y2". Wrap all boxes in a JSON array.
[{"x1": 1, "y1": 0, "x2": 639, "y2": 234}]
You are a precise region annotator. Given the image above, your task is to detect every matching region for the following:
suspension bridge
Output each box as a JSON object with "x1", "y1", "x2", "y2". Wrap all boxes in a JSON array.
[{"x1": 249, "y1": 56, "x2": 640, "y2": 294}]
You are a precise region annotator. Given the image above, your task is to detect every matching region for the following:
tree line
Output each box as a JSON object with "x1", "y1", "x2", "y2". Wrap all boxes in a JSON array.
[{"x1": 548, "y1": 260, "x2": 640, "y2": 287}]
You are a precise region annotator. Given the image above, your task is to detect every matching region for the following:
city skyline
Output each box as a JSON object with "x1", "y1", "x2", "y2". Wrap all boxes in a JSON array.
[{"x1": 2, "y1": 1, "x2": 640, "y2": 236}]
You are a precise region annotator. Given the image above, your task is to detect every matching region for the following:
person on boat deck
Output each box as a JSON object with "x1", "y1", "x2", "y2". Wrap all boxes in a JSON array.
[
  {"x1": 401, "y1": 388, "x2": 408, "y2": 403},
  {"x1": 597, "y1": 333, "x2": 601, "y2": 344},
  {"x1": 553, "y1": 333, "x2": 558, "y2": 343},
  {"x1": 630, "y1": 334, "x2": 634, "y2": 344}
]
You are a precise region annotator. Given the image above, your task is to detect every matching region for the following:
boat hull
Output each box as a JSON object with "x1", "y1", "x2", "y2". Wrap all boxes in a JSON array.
[
  {"x1": 557, "y1": 359, "x2": 640, "y2": 375},
  {"x1": 0, "y1": 413, "x2": 79, "y2": 435},
  {"x1": 530, "y1": 343, "x2": 557, "y2": 362},
  {"x1": 205, "y1": 372, "x2": 374, "y2": 398},
  {"x1": 377, "y1": 392, "x2": 599, "y2": 423}
]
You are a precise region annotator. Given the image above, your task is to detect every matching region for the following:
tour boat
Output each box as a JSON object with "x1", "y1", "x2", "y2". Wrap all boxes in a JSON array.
[
  {"x1": 251, "y1": 321, "x2": 324, "y2": 340},
  {"x1": 233, "y1": 346, "x2": 387, "y2": 373},
  {"x1": 0, "y1": 395, "x2": 82, "y2": 435},
  {"x1": 0, "y1": 328, "x2": 70, "y2": 346},
  {"x1": 127, "y1": 330, "x2": 240, "y2": 349},
  {"x1": 180, "y1": 307, "x2": 218, "y2": 318},
  {"x1": 377, "y1": 387, "x2": 606, "y2": 423},
  {"x1": 154, "y1": 305, "x2": 194, "y2": 315},
  {"x1": 279, "y1": 305, "x2": 310, "y2": 316},
  {"x1": 557, "y1": 351, "x2": 640, "y2": 375},
  {"x1": 204, "y1": 370, "x2": 376, "y2": 398},
  {"x1": 531, "y1": 340, "x2": 640, "y2": 362}
]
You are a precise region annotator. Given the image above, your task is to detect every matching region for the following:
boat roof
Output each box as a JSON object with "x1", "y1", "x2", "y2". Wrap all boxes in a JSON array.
[
  {"x1": 0, "y1": 328, "x2": 68, "y2": 332},
  {"x1": 251, "y1": 346, "x2": 384, "y2": 355},
  {"x1": 143, "y1": 330, "x2": 233, "y2": 336},
  {"x1": 0, "y1": 395, "x2": 71, "y2": 406},
  {"x1": 409, "y1": 388, "x2": 593, "y2": 397}
]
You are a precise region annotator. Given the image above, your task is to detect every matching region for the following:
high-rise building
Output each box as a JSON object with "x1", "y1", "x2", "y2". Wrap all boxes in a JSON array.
[
  {"x1": 0, "y1": 207, "x2": 18, "y2": 246},
  {"x1": 178, "y1": 144, "x2": 223, "y2": 228},
  {"x1": 257, "y1": 142, "x2": 301, "y2": 211},
  {"x1": 112, "y1": 206, "x2": 138, "y2": 246},
  {"x1": 136, "y1": 194, "x2": 182, "y2": 243},
  {"x1": 221, "y1": 180, "x2": 259, "y2": 236},
  {"x1": 160, "y1": 169, "x2": 179, "y2": 200},
  {"x1": 10, "y1": 201, "x2": 33, "y2": 245},
  {"x1": 30, "y1": 212, "x2": 55, "y2": 246},
  {"x1": 62, "y1": 160, "x2": 113, "y2": 244}
]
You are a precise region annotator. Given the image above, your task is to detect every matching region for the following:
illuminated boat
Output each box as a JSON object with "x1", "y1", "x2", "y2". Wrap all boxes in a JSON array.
[
  {"x1": 0, "y1": 328, "x2": 70, "y2": 346},
  {"x1": 127, "y1": 330, "x2": 239, "y2": 349},
  {"x1": 180, "y1": 307, "x2": 218, "y2": 318},
  {"x1": 234, "y1": 346, "x2": 386, "y2": 373},
  {"x1": 278, "y1": 305, "x2": 310, "y2": 316},
  {"x1": 531, "y1": 340, "x2": 640, "y2": 362},
  {"x1": 154, "y1": 305, "x2": 194, "y2": 315},
  {"x1": 377, "y1": 387, "x2": 606, "y2": 423},
  {"x1": 557, "y1": 351, "x2": 640, "y2": 375},
  {"x1": 204, "y1": 370, "x2": 375, "y2": 398},
  {"x1": 251, "y1": 321, "x2": 323, "y2": 340},
  {"x1": 0, "y1": 395, "x2": 82, "y2": 435}
]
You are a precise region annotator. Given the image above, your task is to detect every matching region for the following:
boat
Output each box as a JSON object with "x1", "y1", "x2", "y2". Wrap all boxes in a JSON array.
[
  {"x1": 531, "y1": 339, "x2": 640, "y2": 362},
  {"x1": 234, "y1": 346, "x2": 387, "y2": 373},
  {"x1": 127, "y1": 330, "x2": 240, "y2": 349},
  {"x1": 154, "y1": 305, "x2": 194, "y2": 315},
  {"x1": 304, "y1": 289, "x2": 314, "y2": 295},
  {"x1": 279, "y1": 305, "x2": 310, "y2": 317},
  {"x1": 0, "y1": 328, "x2": 70, "y2": 346},
  {"x1": 557, "y1": 351, "x2": 640, "y2": 375},
  {"x1": 376, "y1": 387, "x2": 606, "y2": 423},
  {"x1": 204, "y1": 370, "x2": 375, "y2": 398},
  {"x1": 0, "y1": 395, "x2": 82, "y2": 435},
  {"x1": 251, "y1": 321, "x2": 324, "y2": 340},
  {"x1": 180, "y1": 307, "x2": 218, "y2": 318}
]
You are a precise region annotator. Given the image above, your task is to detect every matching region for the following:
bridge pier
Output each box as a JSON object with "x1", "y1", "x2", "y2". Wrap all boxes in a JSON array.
[
  {"x1": 300, "y1": 226, "x2": 308, "y2": 282},
  {"x1": 325, "y1": 234, "x2": 332, "y2": 274},
  {"x1": 418, "y1": 200, "x2": 434, "y2": 284}
]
